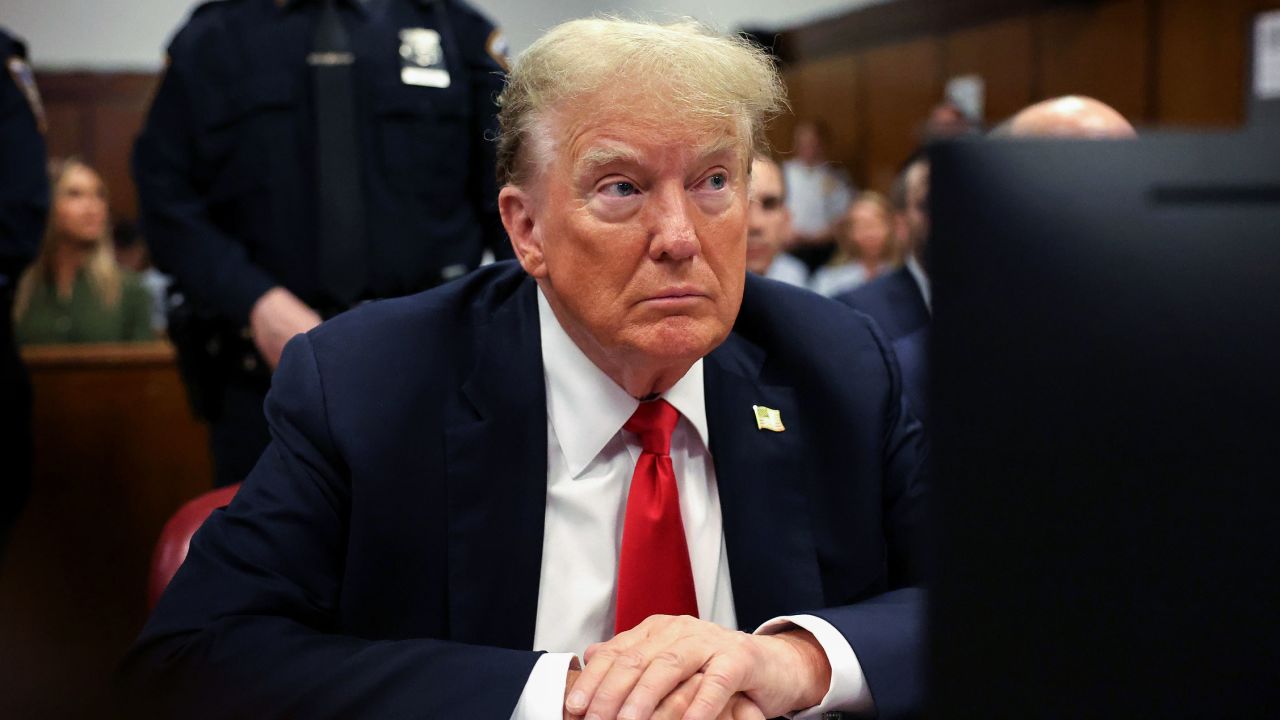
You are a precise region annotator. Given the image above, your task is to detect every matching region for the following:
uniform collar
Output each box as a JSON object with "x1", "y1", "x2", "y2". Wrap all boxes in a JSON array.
[
  {"x1": 276, "y1": 0, "x2": 380, "y2": 17},
  {"x1": 537, "y1": 287, "x2": 710, "y2": 479}
]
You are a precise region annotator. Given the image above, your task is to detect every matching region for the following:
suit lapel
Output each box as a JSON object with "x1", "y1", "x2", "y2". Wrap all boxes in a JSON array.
[
  {"x1": 444, "y1": 279, "x2": 547, "y2": 650},
  {"x1": 705, "y1": 333, "x2": 825, "y2": 630}
]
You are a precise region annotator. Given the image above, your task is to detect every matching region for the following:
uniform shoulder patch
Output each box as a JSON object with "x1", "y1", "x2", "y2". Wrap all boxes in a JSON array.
[
  {"x1": 485, "y1": 28, "x2": 509, "y2": 72},
  {"x1": 6, "y1": 55, "x2": 45, "y2": 134}
]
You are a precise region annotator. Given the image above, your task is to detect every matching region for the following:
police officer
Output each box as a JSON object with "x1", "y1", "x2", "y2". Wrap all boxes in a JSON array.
[
  {"x1": 135, "y1": 0, "x2": 511, "y2": 486},
  {"x1": 0, "y1": 26, "x2": 49, "y2": 556}
]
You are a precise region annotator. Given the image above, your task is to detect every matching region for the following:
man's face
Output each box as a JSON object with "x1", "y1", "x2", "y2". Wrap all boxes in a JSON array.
[
  {"x1": 902, "y1": 161, "x2": 930, "y2": 255},
  {"x1": 509, "y1": 100, "x2": 749, "y2": 384},
  {"x1": 745, "y1": 158, "x2": 791, "y2": 275}
]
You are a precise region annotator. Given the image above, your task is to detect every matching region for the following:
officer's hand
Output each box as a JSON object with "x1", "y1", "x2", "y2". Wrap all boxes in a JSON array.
[
  {"x1": 250, "y1": 287, "x2": 322, "y2": 369},
  {"x1": 564, "y1": 615, "x2": 830, "y2": 720}
]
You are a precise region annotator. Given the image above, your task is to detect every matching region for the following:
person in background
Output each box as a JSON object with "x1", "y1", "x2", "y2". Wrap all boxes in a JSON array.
[
  {"x1": 838, "y1": 153, "x2": 931, "y2": 422},
  {"x1": 995, "y1": 95, "x2": 1137, "y2": 139},
  {"x1": 782, "y1": 120, "x2": 854, "y2": 271},
  {"x1": 809, "y1": 191, "x2": 900, "y2": 298},
  {"x1": 112, "y1": 219, "x2": 170, "y2": 334},
  {"x1": 841, "y1": 96, "x2": 1137, "y2": 427},
  {"x1": 14, "y1": 158, "x2": 153, "y2": 345},
  {"x1": 0, "y1": 25, "x2": 48, "y2": 561},
  {"x1": 746, "y1": 153, "x2": 808, "y2": 287},
  {"x1": 136, "y1": 0, "x2": 512, "y2": 487},
  {"x1": 922, "y1": 100, "x2": 979, "y2": 139}
]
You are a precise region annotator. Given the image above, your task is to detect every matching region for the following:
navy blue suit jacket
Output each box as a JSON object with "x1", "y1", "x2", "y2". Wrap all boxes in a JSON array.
[
  {"x1": 122, "y1": 262, "x2": 927, "y2": 719},
  {"x1": 838, "y1": 266, "x2": 930, "y2": 424}
]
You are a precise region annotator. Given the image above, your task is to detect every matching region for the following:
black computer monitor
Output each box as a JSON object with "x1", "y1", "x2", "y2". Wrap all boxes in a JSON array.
[{"x1": 928, "y1": 134, "x2": 1280, "y2": 718}]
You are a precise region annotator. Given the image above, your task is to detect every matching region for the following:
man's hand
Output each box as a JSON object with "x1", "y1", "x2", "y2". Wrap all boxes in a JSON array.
[
  {"x1": 563, "y1": 615, "x2": 831, "y2": 720},
  {"x1": 249, "y1": 287, "x2": 322, "y2": 369}
]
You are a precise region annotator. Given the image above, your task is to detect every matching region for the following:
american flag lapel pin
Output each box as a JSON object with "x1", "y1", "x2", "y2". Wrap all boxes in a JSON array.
[{"x1": 752, "y1": 405, "x2": 785, "y2": 432}]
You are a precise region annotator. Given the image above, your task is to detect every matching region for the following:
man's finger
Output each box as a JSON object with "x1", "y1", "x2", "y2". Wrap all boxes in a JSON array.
[
  {"x1": 567, "y1": 627, "x2": 648, "y2": 715},
  {"x1": 726, "y1": 695, "x2": 766, "y2": 720},
  {"x1": 677, "y1": 654, "x2": 749, "y2": 720},
  {"x1": 652, "y1": 674, "x2": 702, "y2": 720},
  {"x1": 584, "y1": 622, "x2": 707, "y2": 720}
]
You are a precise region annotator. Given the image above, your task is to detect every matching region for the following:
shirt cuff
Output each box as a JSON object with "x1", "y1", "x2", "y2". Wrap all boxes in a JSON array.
[
  {"x1": 508, "y1": 652, "x2": 580, "y2": 720},
  {"x1": 755, "y1": 614, "x2": 875, "y2": 719}
]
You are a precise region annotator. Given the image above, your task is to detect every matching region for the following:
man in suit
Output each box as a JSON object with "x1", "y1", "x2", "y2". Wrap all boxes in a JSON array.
[
  {"x1": 837, "y1": 154, "x2": 931, "y2": 423},
  {"x1": 122, "y1": 18, "x2": 926, "y2": 720}
]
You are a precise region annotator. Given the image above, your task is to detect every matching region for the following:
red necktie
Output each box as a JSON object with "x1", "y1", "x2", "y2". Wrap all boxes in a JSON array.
[{"x1": 615, "y1": 399, "x2": 699, "y2": 634}]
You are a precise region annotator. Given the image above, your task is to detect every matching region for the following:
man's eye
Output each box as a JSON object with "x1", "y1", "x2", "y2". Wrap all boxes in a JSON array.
[
  {"x1": 601, "y1": 181, "x2": 638, "y2": 197},
  {"x1": 704, "y1": 173, "x2": 727, "y2": 191}
]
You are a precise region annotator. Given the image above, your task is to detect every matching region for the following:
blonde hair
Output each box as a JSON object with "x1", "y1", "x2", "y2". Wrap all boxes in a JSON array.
[
  {"x1": 495, "y1": 16, "x2": 787, "y2": 187},
  {"x1": 13, "y1": 157, "x2": 122, "y2": 320},
  {"x1": 830, "y1": 191, "x2": 902, "y2": 267}
]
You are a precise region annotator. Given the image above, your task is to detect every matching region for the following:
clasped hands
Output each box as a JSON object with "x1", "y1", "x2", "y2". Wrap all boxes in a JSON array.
[{"x1": 563, "y1": 615, "x2": 832, "y2": 720}]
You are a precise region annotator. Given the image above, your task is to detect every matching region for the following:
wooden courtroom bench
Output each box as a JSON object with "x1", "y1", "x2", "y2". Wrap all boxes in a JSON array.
[{"x1": 0, "y1": 342, "x2": 214, "y2": 718}]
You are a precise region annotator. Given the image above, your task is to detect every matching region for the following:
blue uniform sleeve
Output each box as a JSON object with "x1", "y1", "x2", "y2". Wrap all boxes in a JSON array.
[
  {"x1": 133, "y1": 29, "x2": 278, "y2": 325},
  {"x1": 451, "y1": 1, "x2": 512, "y2": 260},
  {"x1": 0, "y1": 33, "x2": 48, "y2": 283},
  {"x1": 119, "y1": 331, "x2": 542, "y2": 718}
]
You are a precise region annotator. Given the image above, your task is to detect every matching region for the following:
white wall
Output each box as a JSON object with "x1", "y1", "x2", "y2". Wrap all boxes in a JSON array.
[{"x1": 7, "y1": 0, "x2": 888, "y2": 71}]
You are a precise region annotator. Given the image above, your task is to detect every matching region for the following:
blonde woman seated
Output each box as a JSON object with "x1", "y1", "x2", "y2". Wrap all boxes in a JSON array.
[
  {"x1": 809, "y1": 191, "x2": 901, "y2": 298},
  {"x1": 14, "y1": 158, "x2": 153, "y2": 344}
]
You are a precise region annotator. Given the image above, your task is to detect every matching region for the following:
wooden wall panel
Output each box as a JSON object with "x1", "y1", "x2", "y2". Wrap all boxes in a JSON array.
[
  {"x1": 1035, "y1": 0, "x2": 1152, "y2": 124},
  {"x1": 943, "y1": 15, "x2": 1035, "y2": 126},
  {"x1": 860, "y1": 36, "x2": 944, "y2": 193},
  {"x1": 779, "y1": 52, "x2": 861, "y2": 174},
  {"x1": 1154, "y1": 0, "x2": 1280, "y2": 127},
  {"x1": 91, "y1": 103, "x2": 149, "y2": 220},
  {"x1": 33, "y1": 72, "x2": 157, "y2": 225}
]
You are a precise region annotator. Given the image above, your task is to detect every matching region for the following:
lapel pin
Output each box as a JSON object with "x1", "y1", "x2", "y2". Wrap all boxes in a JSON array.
[{"x1": 752, "y1": 405, "x2": 785, "y2": 432}]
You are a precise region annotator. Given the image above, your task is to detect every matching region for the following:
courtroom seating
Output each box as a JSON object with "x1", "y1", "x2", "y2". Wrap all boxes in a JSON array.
[{"x1": 148, "y1": 483, "x2": 240, "y2": 610}]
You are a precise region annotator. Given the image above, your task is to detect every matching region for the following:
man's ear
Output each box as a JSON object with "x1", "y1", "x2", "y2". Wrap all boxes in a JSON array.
[{"x1": 499, "y1": 185, "x2": 547, "y2": 278}]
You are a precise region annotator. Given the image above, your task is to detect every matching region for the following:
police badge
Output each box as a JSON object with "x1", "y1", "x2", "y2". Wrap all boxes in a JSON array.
[{"x1": 398, "y1": 28, "x2": 450, "y2": 88}]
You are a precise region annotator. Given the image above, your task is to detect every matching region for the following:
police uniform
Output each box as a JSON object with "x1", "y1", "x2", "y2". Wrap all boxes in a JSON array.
[
  {"x1": 0, "y1": 26, "x2": 49, "y2": 554},
  {"x1": 135, "y1": 0, "x2": 510, "y2": 486}
]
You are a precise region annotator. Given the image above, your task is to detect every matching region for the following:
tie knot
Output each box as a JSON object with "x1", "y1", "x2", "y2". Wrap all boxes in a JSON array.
[{"x1": 624, "y1": 399, "x2": 679, "y2": 455}]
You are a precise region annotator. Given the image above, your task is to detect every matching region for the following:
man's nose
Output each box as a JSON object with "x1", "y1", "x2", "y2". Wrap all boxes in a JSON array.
[{"x1": 648, "y1": 186, "x2": 700, "y2": 261}]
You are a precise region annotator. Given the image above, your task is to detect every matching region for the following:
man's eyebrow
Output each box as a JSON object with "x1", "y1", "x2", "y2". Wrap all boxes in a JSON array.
[
  {"x1": 574, "y1": 138, "x2": 744, "y2": 175},
  {"x1": 576, "y1": 145, "x2": 643, "y2": 173}
]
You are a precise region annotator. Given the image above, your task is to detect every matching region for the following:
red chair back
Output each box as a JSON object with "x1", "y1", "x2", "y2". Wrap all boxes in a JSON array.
[{"x1": 147, "y1": 483, "x2": 241, "y2": 610}]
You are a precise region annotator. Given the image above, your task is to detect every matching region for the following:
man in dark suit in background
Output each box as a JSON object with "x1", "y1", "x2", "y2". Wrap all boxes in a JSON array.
[
  {"x1": 838, "y1": 153, "x2": 931, "y2": 423},
  {"x1": 122, "y1": 18, "x2": 927, "y2": 720}
]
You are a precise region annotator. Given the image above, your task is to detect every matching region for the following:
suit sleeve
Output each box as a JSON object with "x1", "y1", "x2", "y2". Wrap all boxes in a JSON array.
[
  {"x1": 812, "y1": 319, "x2": 929, "y2": 720},
  {"x1": 118, "y1": 332, "x2": 541, "y2": 718},
  {"x1": 132, "y1": 32, "x2": 277, "y2": 326},
  {"x1": 0, "y1": 46, "x2": 48, "y2": 283}
]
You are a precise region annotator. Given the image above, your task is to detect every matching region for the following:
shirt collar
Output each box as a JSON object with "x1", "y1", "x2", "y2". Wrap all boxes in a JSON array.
[
  {"x1": 906, "y1": 254, "x2": 932, "y2": 312},
  {"x1": 537, "y1": 287, "x2": 709, "y2": 478}
]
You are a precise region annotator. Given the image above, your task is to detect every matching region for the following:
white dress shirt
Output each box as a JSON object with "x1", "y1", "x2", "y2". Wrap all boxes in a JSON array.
[
  {"x1": 510, "y1": 288, "x2": 873, "y2": 719},
  {"x1": 782, "y1": 160, "x2": 855, "y2": 237}
]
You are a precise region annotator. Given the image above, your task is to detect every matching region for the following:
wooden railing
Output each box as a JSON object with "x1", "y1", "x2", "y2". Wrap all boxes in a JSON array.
[{"x1": 0, "y1": 341, "x2": 213, "y2": 718}]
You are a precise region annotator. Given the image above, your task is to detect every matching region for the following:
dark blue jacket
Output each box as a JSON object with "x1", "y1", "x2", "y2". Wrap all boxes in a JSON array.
[
  {"x1": 838, "y1": 266, "x2": 930, "y2": 424},
  {"x1": 122, "y1": 262, "x2": 928, "y2": 719},
  {"x1": 134, "y1": 0, "x2": 509, "y2": 323}
]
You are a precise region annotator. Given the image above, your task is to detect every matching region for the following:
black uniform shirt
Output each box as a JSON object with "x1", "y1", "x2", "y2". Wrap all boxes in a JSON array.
[
  {"x1": 0, "y1": 27, "x2": 49, "y2": 286},
  {"x1": 134, "y1": 0, "x2": 509, "y2": 323}
]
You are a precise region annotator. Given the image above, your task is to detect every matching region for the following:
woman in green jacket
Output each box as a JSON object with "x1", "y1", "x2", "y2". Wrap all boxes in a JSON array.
[{"x1": 14, "y1": 158, "x2": 153, "y2": 344}]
